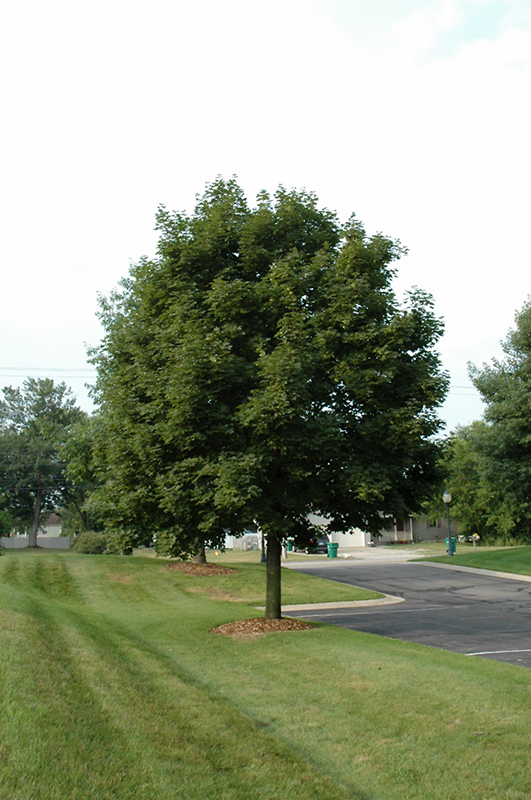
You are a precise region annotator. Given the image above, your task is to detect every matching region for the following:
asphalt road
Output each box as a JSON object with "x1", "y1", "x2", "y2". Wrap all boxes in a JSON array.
[{"x1": 285, "y1": 559, "x2": 531, "y2": 668}]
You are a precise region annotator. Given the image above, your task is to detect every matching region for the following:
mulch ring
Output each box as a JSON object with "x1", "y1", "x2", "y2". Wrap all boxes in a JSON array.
[
  {"x1": 166, "y1": 562, "x2": 236, "y2": 576},
  {"x1": 211, "y1": 617, "x2": 314, "y2": 637}
]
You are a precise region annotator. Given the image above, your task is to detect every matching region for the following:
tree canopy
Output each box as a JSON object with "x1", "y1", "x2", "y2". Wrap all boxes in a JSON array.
[
  {"x1": 59, "y1": 414, "x2": 105, "y2": 534},
  {"x1": 0, "y1": 378, "x2": 85, "y2": 545},
  {"x1": 90, "y1": 178, "x2": 449, "y2": 616},
  {"x1": 468, "y1": 300, "x2": 531, "y2": 539},
  {"x1": 436, "y1": 422, "x2": 522, "y2": 543}
]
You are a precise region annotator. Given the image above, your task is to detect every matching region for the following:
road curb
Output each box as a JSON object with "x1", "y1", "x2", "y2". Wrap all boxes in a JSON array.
[
  {"x1": 417, "y1": 561, "x2": 531, "y2": 583},
  {"x1": 275, "y1": 594, "x2": 405, "y2": 612}
]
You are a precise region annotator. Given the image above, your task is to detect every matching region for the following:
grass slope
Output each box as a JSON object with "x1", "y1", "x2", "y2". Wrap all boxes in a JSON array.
[
  {"x1": 1, "y1": 550, "x2": 531, "y2": 800},
  {"x1": 425, "y1": 545, "x2": 531, "y2": 576}
]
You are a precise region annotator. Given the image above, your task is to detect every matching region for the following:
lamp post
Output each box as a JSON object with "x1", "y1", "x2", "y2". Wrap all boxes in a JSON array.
[{"x1": 443, "y1": 489, "x2": 453, "y2": 557}]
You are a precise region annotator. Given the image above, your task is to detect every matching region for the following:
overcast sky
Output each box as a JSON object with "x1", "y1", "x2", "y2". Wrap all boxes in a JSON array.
[{"x1": 2, "y1": 0, "x2": 530, "y2": 431}]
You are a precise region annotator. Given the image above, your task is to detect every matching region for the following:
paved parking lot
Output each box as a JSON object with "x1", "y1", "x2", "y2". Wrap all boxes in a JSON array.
[{"x1": 285, "y1": 558, "x2": 531, "y2": 668}]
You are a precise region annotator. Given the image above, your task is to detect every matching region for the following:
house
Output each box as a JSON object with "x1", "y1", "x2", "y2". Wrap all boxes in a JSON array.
[
  {"x1": 223, "y1": 512, "x2": 459, "y2": 551},
  {"x1": 225, "y1": 526, "x2": 260, "y2": 551},
  {"x1": 377, "y1": 516, "x2": 458, "y2": 544},
  {"x1": 308, "y1": 514, "x2": 372, "y2": 547},
  {"x1": 1, "y1": 511, "x2": 68, "y2": 549},
  {"x1": 39, "y1": 512, "x2": 63, "y2": 537},
  {"x1": 309, "y1": 513, "x2": 458, "y2": 547}
]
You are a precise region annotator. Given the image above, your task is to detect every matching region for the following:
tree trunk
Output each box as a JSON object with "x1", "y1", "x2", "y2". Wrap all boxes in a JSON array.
[
  {"x1": 265, "y1": 534, "x2": 282, "y2": 619},
  {"x1": 72, "y1": 497, "x2": 89, "y2": 533},
  {"x1": 28, "y1": 488, "x2": 43, "y2": 548},
  {"x1": 192, "y1": 542, "x2": 207, "y2": 563},
  {"x1": 71, "y1": 497, "x2": 89, "y2": 532}
]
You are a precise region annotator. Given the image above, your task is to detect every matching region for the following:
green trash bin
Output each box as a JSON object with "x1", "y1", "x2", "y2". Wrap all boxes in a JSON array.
[
  {"x1": 327, "y1": 542, "x2": 339, "y2": 558},
  {"x1": 445, "y1": 537, "x2": 456, "y2": 554},
  {"x1": 286, "y1": 539, "x2": 293, "y2": 552}
]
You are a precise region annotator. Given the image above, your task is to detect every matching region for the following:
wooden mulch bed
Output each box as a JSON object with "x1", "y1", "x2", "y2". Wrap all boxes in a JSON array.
[
  {"x1": 167, "y1": 562, "x2": 313, "y2": 636},
  {"x1": 211, "y1": 617, "x2": 314, "y2": 637}
]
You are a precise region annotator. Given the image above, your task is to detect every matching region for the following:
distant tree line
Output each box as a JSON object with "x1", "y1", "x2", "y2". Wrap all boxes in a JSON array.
[
  {"x1": 438, "y1": 301, "x2": 531, "y2": 544},
  {"x1": 0, "y1": 378, "x2": 89, "y2": 544}
]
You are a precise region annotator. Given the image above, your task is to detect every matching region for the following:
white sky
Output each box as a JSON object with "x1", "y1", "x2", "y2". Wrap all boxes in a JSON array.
[{"x1": 1, "y1": 0, "x2": 530, "y2": 431}]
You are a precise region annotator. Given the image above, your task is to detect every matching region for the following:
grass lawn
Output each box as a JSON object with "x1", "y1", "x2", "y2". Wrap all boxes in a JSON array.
[
  {"x1": 424, "y1": 544, "x2": 531, "y2": 576},
  {"x1": 1, "y1": 549, "x2": 531, "y2": 799},
  {"x1": 136, "y1": 547, "x2": 383, "y2": 604},
  {"x1": 386, "y1": 541, "x2": 449, "y2": 554}
]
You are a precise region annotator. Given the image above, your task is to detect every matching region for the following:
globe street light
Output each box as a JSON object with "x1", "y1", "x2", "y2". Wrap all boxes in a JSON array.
[{"x1": 443, "y1": 490, "x2": 453, "y2": 557}]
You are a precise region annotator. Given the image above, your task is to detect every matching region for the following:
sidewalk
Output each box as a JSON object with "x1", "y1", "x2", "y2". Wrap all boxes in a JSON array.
[{"x1": 285, "y1": 546, "x2": 432, "y2": 564}]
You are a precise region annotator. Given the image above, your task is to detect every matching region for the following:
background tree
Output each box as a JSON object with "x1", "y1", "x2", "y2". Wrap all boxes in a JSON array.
[
  {"x1": 60, "y1": 414, "x2": 105, "y2": 534},
  {"x1": 0, "y1": 379, "x2": 85, "y2": 546},
  {"x1": 437, "y1": 422, "x2": 521, "y2": 542},
  {"x1": 0, "y1": 494, "x2": 14, "y2": 536},
  {"x1": 91, "y1": 178, "x2": 449, "y2": 616},
  {"x1": 468, "y1": 300, "x2": 531, "y2": 539}
]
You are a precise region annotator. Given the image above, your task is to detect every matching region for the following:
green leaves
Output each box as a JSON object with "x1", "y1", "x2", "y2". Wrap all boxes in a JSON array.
[
  {"x1": 467, "y1": 301, "x2": 531, "y2": 538},
  {"x1": 0, "y1": 379, "x2": 85, "y2": 539},
  {"x1": 90, "y1": 178, "x2": 448, "y2": 567}
]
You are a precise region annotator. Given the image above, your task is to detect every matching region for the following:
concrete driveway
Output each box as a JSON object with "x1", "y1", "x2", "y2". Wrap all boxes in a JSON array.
[{"x1": 284, "y1": 555, "x2": 531, "y2": 668}]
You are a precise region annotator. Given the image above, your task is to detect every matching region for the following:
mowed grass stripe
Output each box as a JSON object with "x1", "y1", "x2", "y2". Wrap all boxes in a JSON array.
[
  {"x1": 0, "y1": 589, "x2": 145, "y2": 799},
  {"x1": 0, "y1": 562, "x2": 354, "y2": 800},
  {"x1": 2, "y1": 550, "x2": 531, "y2": 799}
]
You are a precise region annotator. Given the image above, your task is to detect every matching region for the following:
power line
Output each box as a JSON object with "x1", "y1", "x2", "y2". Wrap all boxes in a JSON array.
[
  {"x1": 0, "y1": 368, "x2": 481, "y2": 399},
  {"x1": 0, "y1": 368, "x2": 96, "y2": 374},
  {"x1": 0, "y1": 369, "x2": 96, "y2": 382},
  {"x1": 0, "y1": 369, "x2": 479, "y2": 385}
]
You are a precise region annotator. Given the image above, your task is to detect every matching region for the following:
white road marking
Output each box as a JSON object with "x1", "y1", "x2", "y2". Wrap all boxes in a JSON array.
[{"x1": 466, "y1": 649, "x2": 531, "y2": 656}]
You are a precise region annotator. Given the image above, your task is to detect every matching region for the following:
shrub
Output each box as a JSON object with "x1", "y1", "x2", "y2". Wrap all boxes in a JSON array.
[
  {"x1": 490, "y1": 534, "x2": 530, "y2": 547},
  {"x1": 70, "y1": 532, "x2": 108, "y2": 554},
  {"x1": 103, "y1": 528, "x2": 136, "y2": 555}
]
